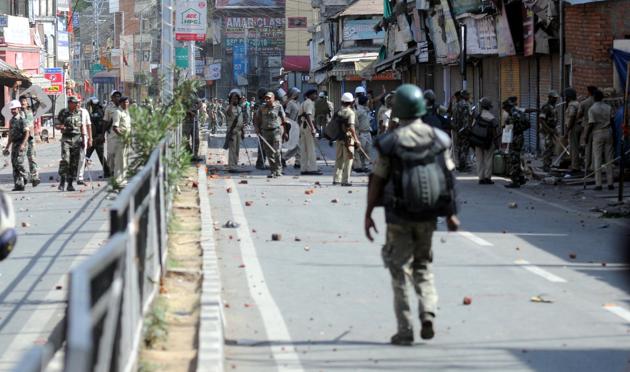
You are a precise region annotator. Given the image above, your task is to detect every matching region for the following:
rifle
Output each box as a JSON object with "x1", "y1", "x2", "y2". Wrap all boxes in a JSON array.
[{"x1": 223, "y1": 107, "x2": 241, "y2": 150}]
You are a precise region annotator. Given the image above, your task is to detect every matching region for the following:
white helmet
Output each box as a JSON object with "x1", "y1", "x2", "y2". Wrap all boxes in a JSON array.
[
  {"x1": 9, "y1": 100, "x2": 21, "y2": 109},
  {"x1": 89, "y1": 97, "x2": 99, "y2": 104},
  {"x1": 0, "y1": 191, "x2": 17, "y2": 261},
  {"x1": 341, "y1": 92, "x2": 355, "y2": 103},
  {"x1": 355, "y1": 86, "x2": 366, "y2": 95}
]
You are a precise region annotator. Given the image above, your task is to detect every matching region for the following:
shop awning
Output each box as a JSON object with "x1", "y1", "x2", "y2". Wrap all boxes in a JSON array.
[
  {"x1": 283, "y1": 56, "x2": 310, "y2": 72},
  {"x1": 0, "y1": 59, "x2": 32, "y2": 88},
  {"x1": 373, "y1": 47, "x2": 416, "y2": 73},
  {"x1": 92, "y1": 71, "x2": 118, "y2": 84},
  {"x1": 330, "y1": 51, "x2": 379, "y2": 63}
]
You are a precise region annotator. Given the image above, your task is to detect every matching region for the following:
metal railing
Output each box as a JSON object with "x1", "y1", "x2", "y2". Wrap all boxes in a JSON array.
[{"x1": 14, "y1": 130, "x2": 180, "y2": 372}]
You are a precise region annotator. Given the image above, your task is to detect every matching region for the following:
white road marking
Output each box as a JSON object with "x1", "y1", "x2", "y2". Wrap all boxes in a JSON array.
[
  {"x1": 514, "y1": 259, "x2": 567, "y2": 283},
  {"x1": 225, "y1": 178, "x2": 304, "y2": 371},
  {"x1": 603, "y1": 304, "x2": 630, "y2": 323},
  {"x1": 458, "y1": 231, "x2": 494, "y2": 246}
]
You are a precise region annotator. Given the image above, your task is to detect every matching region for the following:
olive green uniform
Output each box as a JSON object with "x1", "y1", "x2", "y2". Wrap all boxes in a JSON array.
[
  {"x1": 373, "y1": 118, "x2": 456, "y2": 335},
  {"x1": 453, "y1": 100, "x2": 472, "y2": 170},
  {"x1": 225, "y1": 105, "x2": 244, "y2": 168},
  {"x1": 587, "y1": 102, "x2": 614, "y2": 187},
  {"x1": 506, "y1": 108, "x2": 530, "y2": 185},
  {"x1": 539, "y1": 101, "x2": 558, "y2": 170},
  {"x1": 334, "y1": 107, "x2": 356, "y2": 184},
  {"x1": 58, "y1": 109, "x2": 83, "y2": 181},
  {"x1": 258, "y1": 102, "x2": 285, "y2": 177},
  {"x1": 9, "y1": 115, "x2": 28, "y2": 188},
  {"x1": 20, "y1": 109, "x2": 39, "y2": 183},
  {"x1": 183, "y1": 111, "x2": 199, "y2": 158}
]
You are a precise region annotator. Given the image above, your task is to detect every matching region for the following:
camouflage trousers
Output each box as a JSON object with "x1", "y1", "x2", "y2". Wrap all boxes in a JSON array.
[
  {"x1": 382, "y1": 220, "x2": 438, "y2": 332},
  {"x1": 58, "y1": 134, "x2": 82, "y2": 180},
  {"x1": 261, "y1": 129, "x2": 282, "y2": 176},
  {"x1": 542, "y1": 133, "x2": 555, "y2": 169},
  {"x1": 27, "y1": 138, "x2": 39, "y2": 181},
  {"x1": 508, "y1": 145, "x2": 524, "y2": 184},
  {"x1": 454, "y1": 131, "x2": 470, "y2": 170},
  {"x1": 183, "y1": 121, "x2": 200, "y2": 158},
  {"x1": 11, "y1": 143, "x2": 27, "y2": 187}
]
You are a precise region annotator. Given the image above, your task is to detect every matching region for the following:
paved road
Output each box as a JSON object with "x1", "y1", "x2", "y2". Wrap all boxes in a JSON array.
[
  {"x1": 206, "y1": 131, "x2": 630, "y2": 371},
  {"x1": 0, "y1": 140, "x2": 110, "y2": 371}
]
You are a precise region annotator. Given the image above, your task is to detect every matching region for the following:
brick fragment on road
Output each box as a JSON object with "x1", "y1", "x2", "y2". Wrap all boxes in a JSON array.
[
  {"x1": 463, "y1": 296, "x2": 472, "y2": 305},
  {"x1": 271, "y1": 233, "x2": 282, "y2": 241}
]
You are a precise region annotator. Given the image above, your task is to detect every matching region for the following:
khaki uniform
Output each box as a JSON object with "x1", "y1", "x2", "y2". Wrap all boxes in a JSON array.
[
  {"x1": 9, "y1": 115, "x2": 28, "y2": 188},
  {"x1": 333, "y1": 107, "x2": 355, "y2": 184},
  {"x1": 474, "y1": 110, "x2": 499, "y2": 180},
  {"x1": 578, "y1": 96, "x2": 595, "y2": 170},
  {"x1": 353, "y1": 104, "x2": 372, "y2": 170},
  {"x1": 284, "y1": 99, "x2": 301, "y2": 164},
  {"x1": 372, "y1": 118, "x2": 456, "y2": 333},
  {"x1": 588, "y1": 102, "x2": 614, "y2": 187},
  {"x1": 564, "y1": 101, "x2": 581, "y2": 171},
  {"x1": 225, "y1": 105, "x2": 244, "y2": 168},
  {"x1": 299, "y1": 98, "x2": 318, "y2": 173},
  {"x1": 58, "y1": 109, "x2": 83, "y2": 181},
  {"x1": 108, "y1": 108, "x2": 131, "y2": 187},
  {"x1": 259, "y1": 102, "x2": 285, "y2": 177}
]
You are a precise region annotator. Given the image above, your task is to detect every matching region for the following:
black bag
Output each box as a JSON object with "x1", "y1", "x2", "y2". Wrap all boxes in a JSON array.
[
  {"x1": 323, "y1": 111, "x2": 346, "y2": 141},
  {"x1": 469, "y1": 114, "x2": 494, "y2": 149},
  {"x1": 377, "y1": 128, "x2": 456, "y2": 219}
]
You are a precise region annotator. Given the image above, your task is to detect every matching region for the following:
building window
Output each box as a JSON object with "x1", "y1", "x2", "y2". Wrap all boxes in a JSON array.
[{"x1": 288, "y1": 17, "x2": 307, "y2": 29}]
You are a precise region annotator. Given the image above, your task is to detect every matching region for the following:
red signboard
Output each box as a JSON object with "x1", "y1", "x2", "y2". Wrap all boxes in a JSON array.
[{"x1": 43, "y1": 68, "x2": 64, "y2": 96}]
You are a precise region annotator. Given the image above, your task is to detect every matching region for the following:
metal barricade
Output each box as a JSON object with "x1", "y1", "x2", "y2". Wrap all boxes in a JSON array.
[{"x1": 14, "y1": 132, "x2": 179, "y2": 372}]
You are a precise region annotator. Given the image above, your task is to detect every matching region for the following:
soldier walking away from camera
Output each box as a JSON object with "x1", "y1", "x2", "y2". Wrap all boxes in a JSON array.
[
  {"x1": 284, "y1": 87, "x2": 302, "y2": 168},
  {"x1": 257, "y1": 92, "x2": 286, "y2": 178},
  {"x1": 453, "y1": 90, "x2": 472, "y2": 171},
  {"x1": 55, "y1": 96, "x2": 85, "y2": 191},
  {"x1": 579, "y1": 86, "x2": 597, "y2": 171},
  {"x1": 86, "y1": 98, "x2": 111, "y2": 177},
  {"x1": 224, "y1": 89, "x2": 245, "y2": 173},
  {"x1": 299, "y1": 89, "x2": 323, "y2": 175},
  {"x1": 5, "y1": 101, "x2": 29, "y2": 191},
  {"x1": 422, "y1": 90, "x2": 451, "y2": 134},
  {"x1": 353, "y1": 95, "x2": 373, "y2": 173},
  {"x1": 253, "y1": 88, "x2": 270, "y2": 170},
  {"x1": 504, "y1": 100, "x2": 531, "y2": 188},
  {"x1": 470, "y1": 98, "x2": 500, "y2": 184},
  {"x1": 364, "y1": 84, "x2": 460, "y2": 346},
  {"x1": 539, "y1": 91, "x2": 560, "y2": 172},
  {"x1": 333, "y1": 93, "x2": 361, "y2": 186},
  {"x1": 18, "y1": 95, "x2": 40, "y2": 186},
  {"x1": 586, "y1": 90, "x2": 614, "y2": 191},
  {"x1": 563, "y1": 88, "x2": 581, "y2": 174},
  {"x1": 314, "y1": 91, "x2": 334, "y2": 136},
  {"x1": 108, "y1": 96, "x2": 131, "y2": 190}
]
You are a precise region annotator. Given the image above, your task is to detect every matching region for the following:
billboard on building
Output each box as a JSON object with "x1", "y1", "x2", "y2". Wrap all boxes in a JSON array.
[
  {"x1": 216, "y1": 0, "x2": 284, "y2": 9},
  {"x1": 224, "y1": 16, "x2": 284, "y2": 55},
  {"x1": 175, "y1": 0, "x2": 208, "y2": 41},
  {"x1": 57, "y1": 0, "x2": 70, "y2": 12},
  {"x1": 57, "y1": 31, "x2": 70, "y2": 62},
  {"x1": 343, "y1": 19, "x2": 384, "y2": 41}
]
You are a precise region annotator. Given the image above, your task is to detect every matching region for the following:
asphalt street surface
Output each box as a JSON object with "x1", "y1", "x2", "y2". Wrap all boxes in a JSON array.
[
  {"x1": 0, "y1": 139, "x2": 110, "y2": 371},
  {"x1": 207, "y1": 129, "x2": 630, "y2": 372}
]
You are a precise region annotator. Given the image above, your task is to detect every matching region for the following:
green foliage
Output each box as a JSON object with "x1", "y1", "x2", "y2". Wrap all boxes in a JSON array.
[
  {"x1": 125, "y1": 75, "x2": 202, "y2": 191},
  {"x1": 143, "y1": 298, "x2": 169, "y2": 349}
]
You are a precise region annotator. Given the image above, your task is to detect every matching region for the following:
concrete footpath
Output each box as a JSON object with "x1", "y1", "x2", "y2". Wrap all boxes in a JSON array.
[{"x1": 0, "y1": 139, "x2": 110, "y2": 371}]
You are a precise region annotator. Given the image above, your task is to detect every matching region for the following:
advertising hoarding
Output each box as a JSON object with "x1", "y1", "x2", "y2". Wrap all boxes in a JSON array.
[
  {"x1": 175, "y1": 0, "x2": 208, "y2": 41},
  {"x1": 216, "y1": 0, "x2": 284, "y2": 9}
]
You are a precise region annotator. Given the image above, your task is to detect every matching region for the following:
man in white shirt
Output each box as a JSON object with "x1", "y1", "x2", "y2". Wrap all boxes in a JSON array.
[{"x1": 77, "y1": 97, "x2": 93, "y2": 185}]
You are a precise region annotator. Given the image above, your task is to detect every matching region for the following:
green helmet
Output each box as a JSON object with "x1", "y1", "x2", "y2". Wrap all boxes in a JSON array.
[{"x1": 392, "y1": 84, "x2": 426, "y2": 119}]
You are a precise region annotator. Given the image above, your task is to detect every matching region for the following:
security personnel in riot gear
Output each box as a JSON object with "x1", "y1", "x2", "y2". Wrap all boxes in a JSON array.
[
  {"x1": 421, "y1": 89, "x2": 451, "y2": 134},
  {"x1": 224, "y1": 89, "x2": 245, "y2": 172},
  {"x1": 539, "y1": 90, "x2": 560, "y2": 171}
]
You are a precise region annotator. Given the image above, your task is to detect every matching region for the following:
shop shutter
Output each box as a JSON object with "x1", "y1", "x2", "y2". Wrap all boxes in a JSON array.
[{"x1": 518, "y1": 57, "x2": 538, "y2": 153}]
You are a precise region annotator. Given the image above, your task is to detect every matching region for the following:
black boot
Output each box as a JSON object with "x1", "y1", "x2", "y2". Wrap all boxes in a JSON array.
[
  {"x1": 66, "y1": 179, "x2": 76, "y2": 191},
  {"x1": 420, "y1": 313, "x2": 435, "y2": 340},
  {"x1": 390, "y1": 330, "x2": 414, "y2": 346},
  {"x1": 58, "y1": 177, "x2": 66, "y2": 191}
]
